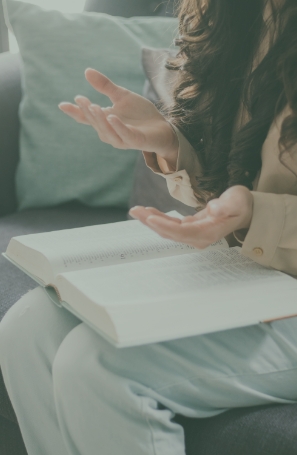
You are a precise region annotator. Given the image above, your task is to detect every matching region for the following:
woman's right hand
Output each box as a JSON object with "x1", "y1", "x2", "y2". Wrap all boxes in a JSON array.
[{"x1": 59, "y1": 68, "x2": 178, "y2": 167}]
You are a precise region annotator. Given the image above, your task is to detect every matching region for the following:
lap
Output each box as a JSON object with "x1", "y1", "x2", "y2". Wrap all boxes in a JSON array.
[
  {"x1": 2, "y1": 287, "x2": 297, "y2": 415},
  {"x1": 54, "y1": 310, "x2": 297, "y2": 415}
]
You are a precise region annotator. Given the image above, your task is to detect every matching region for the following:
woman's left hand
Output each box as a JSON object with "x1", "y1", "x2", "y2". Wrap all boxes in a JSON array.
[{"x1": 129, "y1": 186, "x2": 253, "y2": 249}]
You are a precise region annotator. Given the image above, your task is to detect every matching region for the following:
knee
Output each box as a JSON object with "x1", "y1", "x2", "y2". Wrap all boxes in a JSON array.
[
  {"x1": 0, "y1": 287, "x2": 42, "y2": 343},
  {"x1": 52, "y1": 324, "x2": 110, "y2": 394},
  {"x1": 0, "y1": 287, "x2": 57, "y2": 365},
  {"x1": 52, "y1": 325, "x2": 165, "y2": 423}
]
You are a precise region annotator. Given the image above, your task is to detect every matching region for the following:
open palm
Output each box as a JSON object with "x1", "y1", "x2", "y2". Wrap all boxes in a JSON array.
[
  {"x1": 59, "y1": 68, "x2": 177, "y2": 158},
  {"x1": 130, "y1": 186, "x2": 254, "y2": 249}
]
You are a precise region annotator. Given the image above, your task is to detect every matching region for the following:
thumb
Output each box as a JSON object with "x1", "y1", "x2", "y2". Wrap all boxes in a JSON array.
[
  {"x1": 207, "y1": 198, "x2": 232, "y2": 218},
  {"x1": 85, "y1": 68, "x2": 126, "y2": 103}
]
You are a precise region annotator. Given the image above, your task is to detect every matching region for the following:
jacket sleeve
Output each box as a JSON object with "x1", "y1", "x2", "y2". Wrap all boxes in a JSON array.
[
  {"x1": 142, "y1": 124, "x2": 203, "y2": 208},
  {"x1": 241, "y1": 191, "x2": 297, "y2": 276}
]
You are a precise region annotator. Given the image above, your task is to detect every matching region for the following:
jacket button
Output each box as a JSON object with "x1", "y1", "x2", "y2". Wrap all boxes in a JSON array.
[
  {"x1": 174, "y1": 176, "x2": 183, "y2": 182},
  {"x1": 253, "y1": 247, "x2": 263, "y2": 256}
]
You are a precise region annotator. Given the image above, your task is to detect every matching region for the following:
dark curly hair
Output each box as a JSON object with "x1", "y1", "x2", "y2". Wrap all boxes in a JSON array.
[{"x1": 166, "y1": 0, "x2": 297, "y2": 205}]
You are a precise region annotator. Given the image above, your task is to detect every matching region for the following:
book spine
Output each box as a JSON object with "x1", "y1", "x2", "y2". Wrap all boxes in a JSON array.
[{"x1": 45, "y1": 286, "x2": 62, "y2": 308}]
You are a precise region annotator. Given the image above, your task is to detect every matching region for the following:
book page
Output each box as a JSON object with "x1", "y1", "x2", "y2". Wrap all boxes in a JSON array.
[
  {"x1": 6, "y1": 212, "x2": 228, "y2": 284},
  {"x1": 56, "y1": 247, "x2": 297, "y2": 347},
  {"x1": 57, "y1": 247, "x2": 294, "y2": 308}
]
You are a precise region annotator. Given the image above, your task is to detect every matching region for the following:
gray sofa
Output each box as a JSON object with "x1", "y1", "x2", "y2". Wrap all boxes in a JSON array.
[{"x1": 1, "y1": 1, "x2": 297, "y2": 454}]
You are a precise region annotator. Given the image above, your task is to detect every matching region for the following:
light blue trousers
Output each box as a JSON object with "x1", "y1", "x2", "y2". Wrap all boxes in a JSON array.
[{"x1": 1, "y1": 287, "x2": 297, "y2": 455}]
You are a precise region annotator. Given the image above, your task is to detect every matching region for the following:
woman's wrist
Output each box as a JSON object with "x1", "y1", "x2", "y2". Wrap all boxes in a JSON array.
[
  {"x1": 237, "y1": 192, "x2": 254, "y2": 230},
  {"x1": 156, "y1": 121, "x2": 179, "y2": 168},
  {"x1": 233, "y1": 209, "x2": 252, "y2": 244}
]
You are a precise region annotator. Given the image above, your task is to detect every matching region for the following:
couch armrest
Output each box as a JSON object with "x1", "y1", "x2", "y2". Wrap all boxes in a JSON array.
[{"x1": 0, "y1": 52, "x2": 21, "y2": 218}]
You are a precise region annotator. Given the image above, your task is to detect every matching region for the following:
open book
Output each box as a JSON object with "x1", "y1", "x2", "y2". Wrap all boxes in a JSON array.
[{"x1": 4, "y1": 211, "x2": 297, "y2": 347}]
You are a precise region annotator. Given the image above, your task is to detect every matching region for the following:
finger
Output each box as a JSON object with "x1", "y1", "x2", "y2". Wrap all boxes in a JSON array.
[
  {"x1": 74, "y1": 97, "x2": 123, "y2": 147},
  {"x1": 85, "y1": 68, "x2": 127, "y2": 103},
  {"x1": 107, "y1": 115, "x2": 145, "y2": 149},
  {"x1": 59, "y1": 103, "x2": 89, "y2": 124},
  {"x1": 74, "y1": 96, "x2": 97, "y2": 128},
  {"x1": 87, "y1": 104, "x2": 124, "y2": 148},
  {"x1": 129, "y1": 207, "x2": 161, "y2": 226},
  {"x1": 144, "y1": 208, "x2": 182, "y2": 223},
  {"x1": 74, "y1": 95, "x2": 92, "y2": 108},
  {"x1": 73, "y1": 98, "x2": 137, "y2": 148},
  {"x1": 129, "y1": 207, "x2": 181, "y2": 224}
]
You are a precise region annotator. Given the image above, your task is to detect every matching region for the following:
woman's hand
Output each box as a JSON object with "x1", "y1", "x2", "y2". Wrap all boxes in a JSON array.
[
  {"x1": 129, "y1": 186, "x2": 253, "y2": 249},
  {"x1": 59, "y1": 68, "x2": 178, "y2": 166}
]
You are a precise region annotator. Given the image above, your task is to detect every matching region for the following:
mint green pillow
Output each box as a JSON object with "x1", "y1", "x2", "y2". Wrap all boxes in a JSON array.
[{"x1": 3, "y1": 0, "x2": 178, "y2": 209}]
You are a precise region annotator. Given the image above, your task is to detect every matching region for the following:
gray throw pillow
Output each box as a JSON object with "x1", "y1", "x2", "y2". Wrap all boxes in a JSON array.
[{"x1": 129, "y1": 48, "x2": 195, "y2": 216}]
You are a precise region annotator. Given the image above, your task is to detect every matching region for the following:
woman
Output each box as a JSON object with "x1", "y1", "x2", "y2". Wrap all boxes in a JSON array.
[{"x1": 1, "y1": 1, "x2": 297, "y2": 454}]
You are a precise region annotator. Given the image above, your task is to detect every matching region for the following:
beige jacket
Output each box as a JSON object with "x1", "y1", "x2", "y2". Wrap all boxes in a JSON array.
[
  {"x1": 143, "y1": 1, "x2": 297, "y2": 277},
  {"x1": 143, "y1": 106, "x2": 297, "y2": 277}
]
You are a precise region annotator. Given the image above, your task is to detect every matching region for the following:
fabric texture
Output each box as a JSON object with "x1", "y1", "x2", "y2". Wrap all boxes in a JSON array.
[
  {"x1": 3, "y1": 0, "x2": 178, "y2": 210},
  {"x1": 2, "y1": 289, "x2": 297, "y2": 455}
]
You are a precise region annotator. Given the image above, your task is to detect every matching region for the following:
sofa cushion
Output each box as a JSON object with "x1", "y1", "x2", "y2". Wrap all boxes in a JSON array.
[
  {"x1": 0, "y1": 203, "x2": 128, "y2": 321},
  {"x1": 175, "y1": 404, "x2": 297, "y2": 455},
  {"x1": 4, "y1": 0, "x2": 178, "y2": 211},
  {"x1": 0, "y1": 414, "x2": 27, "y2": 455}
]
